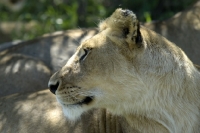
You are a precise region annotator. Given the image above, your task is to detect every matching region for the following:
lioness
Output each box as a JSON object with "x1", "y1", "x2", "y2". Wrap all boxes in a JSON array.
[
  {"x1": 1, "y1": 1, "x2": 200, "y2": 97},
  {"x1": 49, "y1": 9, "x2": 200, "y2": 132}
]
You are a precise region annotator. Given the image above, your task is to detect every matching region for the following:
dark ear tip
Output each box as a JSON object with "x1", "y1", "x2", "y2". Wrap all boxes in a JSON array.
[
  {"x1": 136, "y1": 24, "x2": 143, "y2": 47},
  {"x1": 136, "y1": 35, "x2": 142, "y2": 43},
  {"x1": 123, "y1": 28, "x2": 130, "y2": 37},
  {"x1": 121, "y1": 9, "x2": 133, "y2": 17}
]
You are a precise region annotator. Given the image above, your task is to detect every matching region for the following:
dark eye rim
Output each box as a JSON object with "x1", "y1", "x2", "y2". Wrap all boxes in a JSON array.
[{"x1": 79, "y1": 48, "x2": 92, "y2": 61}]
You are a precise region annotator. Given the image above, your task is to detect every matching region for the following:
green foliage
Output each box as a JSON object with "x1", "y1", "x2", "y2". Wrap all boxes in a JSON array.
[
  {"x1": 0, "y1": 0, "x2": 196, "y2": 41},
  {"x1": 0, "y1": 0, "x2": 79, "y2": 40}
]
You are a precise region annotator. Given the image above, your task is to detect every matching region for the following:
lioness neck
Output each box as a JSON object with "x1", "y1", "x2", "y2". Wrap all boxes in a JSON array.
[{"x1": 121, "y1": 28, "x2": 200, "y2": 133}]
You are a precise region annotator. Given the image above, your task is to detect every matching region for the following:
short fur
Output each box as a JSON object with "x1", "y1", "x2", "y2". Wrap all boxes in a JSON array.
[{"x1": 49, "y1": 8, "x2": 200, "y2": 133}]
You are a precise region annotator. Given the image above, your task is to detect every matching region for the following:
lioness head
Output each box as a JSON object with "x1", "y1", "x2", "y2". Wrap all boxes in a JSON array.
[{"x1": 48, "y1": 8, "x2": 198, "y2": 122}]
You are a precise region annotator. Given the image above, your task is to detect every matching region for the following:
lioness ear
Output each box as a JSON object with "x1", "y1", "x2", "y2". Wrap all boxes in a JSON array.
[{"x1": 99, "y1": 8, "x2": 143, "y2": 49}]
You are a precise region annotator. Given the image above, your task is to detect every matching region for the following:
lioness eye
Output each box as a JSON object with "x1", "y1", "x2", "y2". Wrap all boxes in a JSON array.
[{"x1": 79, "y1": 48, "x2": 91, "y2": 61}]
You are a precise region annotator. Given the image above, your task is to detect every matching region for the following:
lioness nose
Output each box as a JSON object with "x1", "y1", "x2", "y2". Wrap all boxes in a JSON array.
[
  {"x1": 48, "y1": 72, "x2": 61, "y2": 95},
  {"x1": 48, "y1": 81, "x2": 60, "y2": 94}
]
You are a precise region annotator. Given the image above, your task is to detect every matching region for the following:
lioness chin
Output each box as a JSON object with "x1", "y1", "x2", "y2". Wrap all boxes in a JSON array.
[{"x1": 48, "y1": 9, "x2": 200, "y2": 133}]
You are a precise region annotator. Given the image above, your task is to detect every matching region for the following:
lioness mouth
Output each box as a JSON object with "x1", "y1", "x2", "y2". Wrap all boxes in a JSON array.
[{"x1": 72, "y1": 96, "x2": 94, "y2": 106}]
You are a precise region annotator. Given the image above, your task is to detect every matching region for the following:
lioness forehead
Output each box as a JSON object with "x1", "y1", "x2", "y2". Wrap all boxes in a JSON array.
[{"x1": 80, "y1": 31, "x2": 108, "y2": 49}]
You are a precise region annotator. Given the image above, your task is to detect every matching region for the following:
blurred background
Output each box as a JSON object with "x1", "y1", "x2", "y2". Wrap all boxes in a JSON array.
[{"x1": 0, "y1": 0, "x2": 197, "y2": 43}]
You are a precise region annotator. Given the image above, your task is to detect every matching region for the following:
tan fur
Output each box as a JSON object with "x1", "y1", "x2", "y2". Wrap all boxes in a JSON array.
[
  {"x1": 144, "y1": 1, "x2": 200, "y2": 65},
  {"x1": 49, "y1": 8, "x2": 200, "y2": 133},
  {"x1": 1, "y1": 2, "x2": 200, "y2": 133}
]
